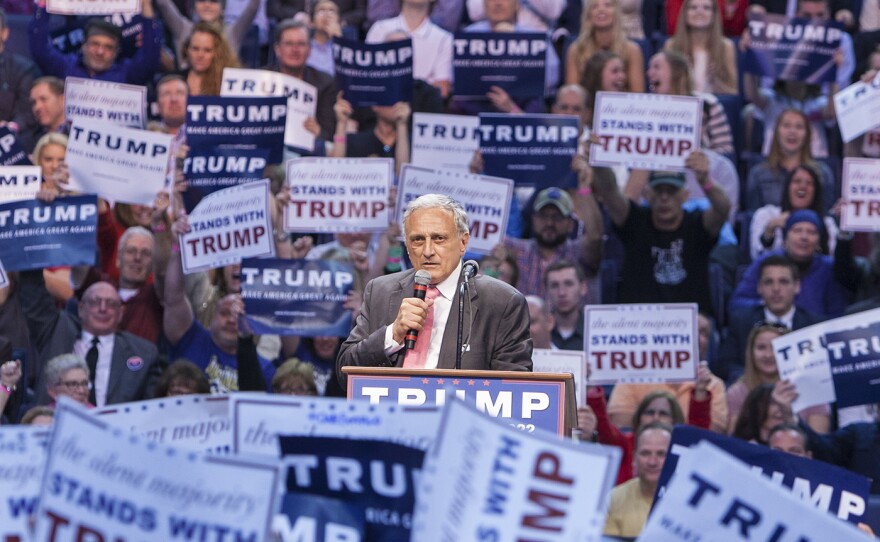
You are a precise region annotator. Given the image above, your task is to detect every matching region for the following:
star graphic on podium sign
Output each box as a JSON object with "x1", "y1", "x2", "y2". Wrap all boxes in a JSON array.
[
  {"x1": 452, "y1": 379, "x2": 460, "y2": 385},
  {"x1": 482, "y1": 380, "x2": 490, "y2": 386},
  {"x1": 437, "y1": 379, "x2": 445, "y2": 385},
  {"x1": 467, "y1": 380, "x2": 475, "y2": 386},
  {"x1": 421, "y1": 378, "x2": 429, "y2": 384}
]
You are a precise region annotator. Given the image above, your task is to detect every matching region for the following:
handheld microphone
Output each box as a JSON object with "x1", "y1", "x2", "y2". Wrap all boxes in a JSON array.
[
  {"x1": 462, "y1": 260, "x2": 479, "y2": 281},
  {"x1": 405, "y1": 270, "x2": 433, "y2": 350}
]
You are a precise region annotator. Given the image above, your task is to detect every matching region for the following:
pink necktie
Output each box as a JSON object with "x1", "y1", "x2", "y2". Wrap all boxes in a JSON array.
[{"x1": 404, "y1": 286, "x2": 440, "y2": 368}]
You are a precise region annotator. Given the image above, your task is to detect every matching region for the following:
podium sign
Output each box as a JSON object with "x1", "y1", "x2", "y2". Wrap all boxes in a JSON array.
[{"x1": 343, "y1": 368, "x2": 571, "y2": 435}]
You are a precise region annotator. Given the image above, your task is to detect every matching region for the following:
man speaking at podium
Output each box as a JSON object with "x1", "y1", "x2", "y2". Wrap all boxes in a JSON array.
[{"x1": 337, "y1": 194, "x2": 533, "y2": 376}]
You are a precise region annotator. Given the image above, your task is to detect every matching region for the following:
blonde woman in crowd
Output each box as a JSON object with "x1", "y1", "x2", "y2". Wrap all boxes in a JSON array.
[{"x1": 565, "y1": 0, "x2": 644, "y2": 92}]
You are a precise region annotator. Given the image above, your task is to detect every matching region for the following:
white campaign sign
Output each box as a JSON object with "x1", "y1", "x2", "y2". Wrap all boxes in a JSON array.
[
  {"x1": 397, "y1": 164, "x2": 512, "y2": 254},
  {"x1": 0, "y1": 258, "x2": 7, "y2": 289},
  {"x1": 772, "y1": 308, "x2": 880, "y2": 412},
  {"x1": 638, "y1": 442, "x2": 871, "y2": 541},
  {"x1": 65, "y1": 77, "x2": 147, "y2": 129},
  {"x1": 47, "y1": 0, "x2": 140, "y2": 14},
  {"x1": 840, "y1": 157, "x2": 880, "y2": 231},
  {"x1": 411, "y1": 113, "x2": 480, "y2": 173},
  {"x1": 65, "y1": 119, "x2": 173, "y2": 205},
  {"x1": 584, "y1": 303, "x2": 699, "y2": 384},
  {"x1": 0, "y1": 427, "x2": 49, "y2": 541},
  {"x1": 180, "y1": 179, "x2": 275, "y2": 274},
  {"x1": 95, "y1": 395, "x2": 231, "y2": 453},
  {"x1": 411, "y1": 399, "x2": 620, "y2": 542},
  {"x1": 590, "y1": 92, "x2": 702, "y2": 171},
  {"x1": 0, "y1": 165, "x2": 41, "y2": 203},
  {"x1": 221, "y1": 68, "x2": 318, "y2": 151},
  {"x1": 34, "y1": 399, "x2": 280, "y2": 542},
  {"x1": 284, "y1": 157, "x2": 393, "y2": 232},
  {"x1": 531, "y1": 349, "x2": 586, "y2": 407},
  {"x1": 230, "y1": 393, "x2": 442, "y2": 456},
  {"x1": 833, "y1": 75, "x2": 880, "y2": 143}
]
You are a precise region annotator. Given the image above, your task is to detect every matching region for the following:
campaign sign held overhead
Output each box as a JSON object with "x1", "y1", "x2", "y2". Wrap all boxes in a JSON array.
[
  {"x1": 743, "y1": 14, "x2": 842, "y2": 84},
  {"x1": 65, "y1": 119, "x2": 172, "y2": 205},
  {"x1": 34, "y1": 399, "x2": 280, "y2": 542},
  {"x1": 182, "y1": 146, "x2": 269, "y2": 212},
  {"x1": 840, "y1": 157, "x2": 880, "y2": 232},
  {"x1": 95, "y1": 395, "x2": 231, "y2": 454},
  {"x1": 640, "y1": 441, "x2": 870, "y2": 541},
  {"x1": 180, "y1": 180, "x2": 275, "y2": 274},
  {"x1": 590, "y1": 91, "x2": 702, "y2": 171},
  {"x1": 241, "y1": 258, "x2": 355, "y2": 337},
  {"x1": 479, "y1": 113, "x2": 579, "y2": 189},
  {"x1": 221, "y1": 67, "x2": 318, "y2": 152},
  {"x1": 411, "y1": 398, "x2": 620, "y2": 541},
  {"x1": 0, "y1": 427, "x2": 49, "y2": 542},
  {"x1": 0, "y1": 195, "x2": 97, "y2": 271},
  {"x1": 47, "y1": 0, "x2": 140, "y2": 15},
  {"x1": 50, "y1": 14, "x2": 143, "y2": 59},
  {"x1": 411, "y1": 113, "x2": 480, "y2": 173},
  {"x1": 230, "y1": 394, "x2": 442, "y2": 456},
  {"x1": 186, "y1": 95, "x2": 287, "y2": 164},
  {"x1": 0, "y1": 127, "x2": 32, "y2": 166},
  {"x1": 834, "y1": 74, "x2": 880, "y2": 143},
  {"x1": 585, "y1": 303, "x2": 699, "y2": 385},
  {"x1": 333, "y1": 37, "x2": 413, "y2": 106},
  {"x1": 64, "y1": 76, "x2": 147, "y2": 128},
  {"x1": 452, "y1": 32, "x2": 547, "y2": 98},
  {"x1": 275, "y1": 492, "x2": 366, "y2": 542},
  {"x1": 655, "y1": 425, "x2": 870, "y2": 525},
  {"x1": 0, "y1": 165, "x2": 41, "y2": 203},
  {"x1": 772, "y1": 308, "x2": 880, "y2": 412},
  {"x1": 284, "y1": 157, "x2": 393, "y2": 233},
  {"x1": 397, "y1": 164, "x2": 513, "y2": 254},
  {"x1": 279, "y1": 436, "x2": 424, "y2": 542}
]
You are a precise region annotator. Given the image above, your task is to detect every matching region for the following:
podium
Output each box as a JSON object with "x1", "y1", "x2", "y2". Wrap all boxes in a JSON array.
[{"x1": 342, "y1": 367, "x2": 578, "y2": 436}]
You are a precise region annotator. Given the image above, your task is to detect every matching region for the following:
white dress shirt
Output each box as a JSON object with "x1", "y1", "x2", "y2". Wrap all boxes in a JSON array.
[
  {"x1": 75, "y1": 332, "x2": 115, "y2": 407},
  {"x1": 385, "y1": 261, "x2": 463, "y2": 368}
]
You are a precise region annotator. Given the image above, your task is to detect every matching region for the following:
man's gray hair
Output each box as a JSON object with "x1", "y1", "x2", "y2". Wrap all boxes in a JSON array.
[
  {"x1": 117, "y1": 226, "x2": 154, "y2": 255},
  {"x1": 45, "y1": 353, "x2": 89, "y2": 388},
  {"x1": 525, "y1": 295, "x2": 549, "y2": 315},
  {"x1": 557, "y1": 83, "x2": 587, "y2": 100},
  {"x1": 402, "y1": 194, "x2": 469, "y2": 239},
  {"x1": 275, "y1": 18, "x2": 310, "y2": 43}
]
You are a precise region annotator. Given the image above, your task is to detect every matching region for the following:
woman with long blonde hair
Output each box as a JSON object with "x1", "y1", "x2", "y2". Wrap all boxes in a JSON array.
[
  {"x1": 182, "y1": 22, "x2": 241, "y2": 96},
  {"x1": 665, "y1": 0, "x2": 737, "y2": 94},
  {"x1": 727, "y1": 323, "x2": 829, "y2": 434},
  {"x1": 565, "y1": 0, "x2": 644, "y2": 92}
]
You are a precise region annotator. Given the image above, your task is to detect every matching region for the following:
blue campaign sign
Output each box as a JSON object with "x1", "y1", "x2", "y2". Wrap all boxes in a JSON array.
[
  {"x1": 479, "y1": 113, "x2": 579, "y2": 189},
  {"x1": 182, "y1": 146, "x2": 269, "y2": 212},
  {"x1": 333, "y1": 37, "x2": 413, "y2": 106},
  {"x1": 452, "y1": 32, "x2": 547, "y2": 98},
  {"x1": 825, "y1": 323, "x2": 880, "y2": 408},
  {"x1": 277, "y1": 493, "x2": 366, "y2": 541},
  {"x1": 50, "y1": 14, "x2": 143, "y2": 59},
  {"x1": 0, "y1": 195, "x2": 98, "y2": 271},
  {"x1": 241, "y1": 258, "x2": 355, "y2": 337},
  {"x1": 347, "y1": 373, "x2": 567, "y2": 435},
  {"x1": 744, "y1": 14, "x2": 842, "y2": 84},
  {"x1": 0, "y1": 127, "x2": 32, "y2": 166},
  {"x1": 655, "y1": 425, "x2": 870, "y2": 525},
  {"x1": 186, "y1": 96, "x2": 286, "y2": 164},
  {"x1": 278, "y1": 436, "x2": 424, "y2": 542}
]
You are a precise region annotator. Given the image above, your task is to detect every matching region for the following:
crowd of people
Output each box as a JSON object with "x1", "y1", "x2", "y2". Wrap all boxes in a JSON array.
[{"x1": 2, "y1": 0, "x2": 880, "y2": 536}]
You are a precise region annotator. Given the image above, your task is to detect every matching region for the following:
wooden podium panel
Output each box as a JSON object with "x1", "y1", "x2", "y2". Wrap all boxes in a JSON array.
[{"x1": 342, "y1": 367, "x2": 577, "y2": 436}]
